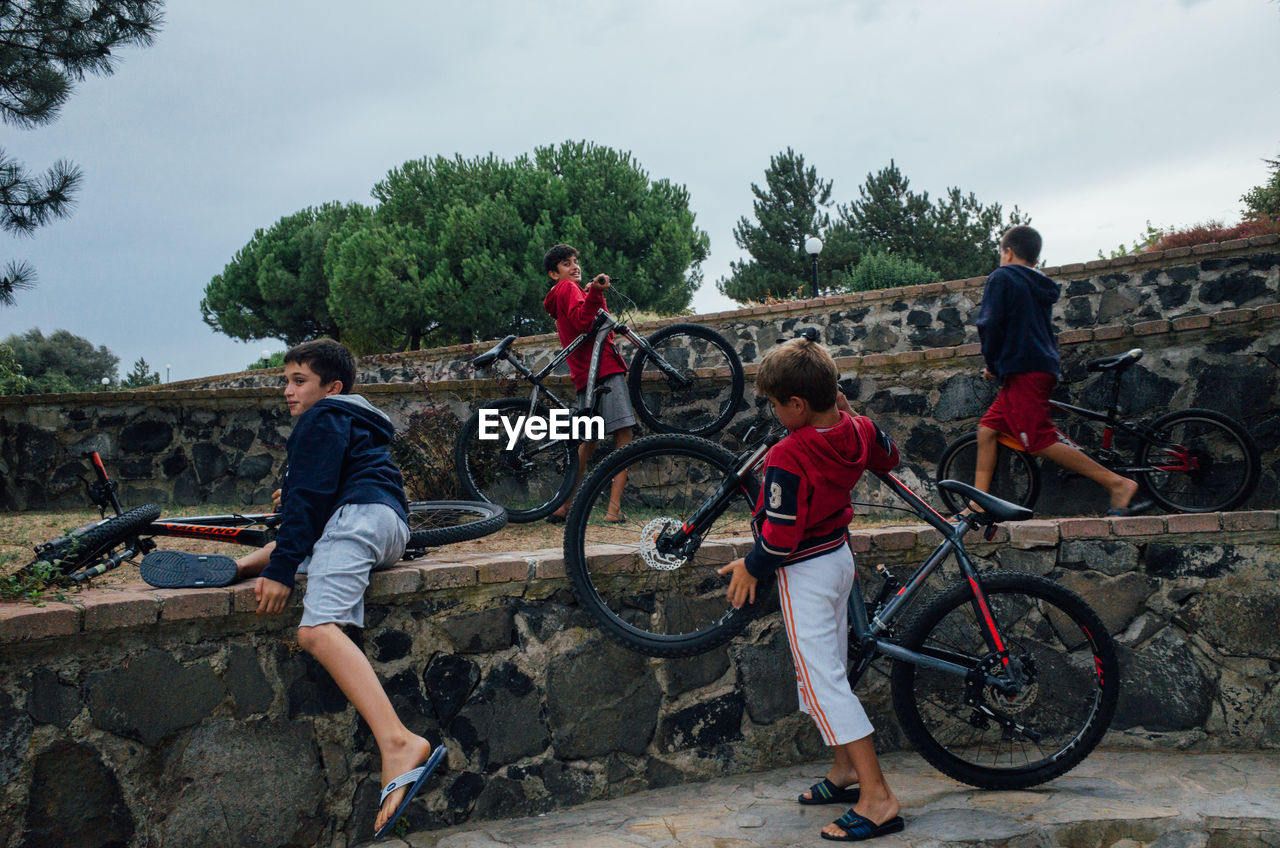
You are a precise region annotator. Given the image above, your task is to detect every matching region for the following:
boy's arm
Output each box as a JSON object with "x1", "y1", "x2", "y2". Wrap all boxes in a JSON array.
[
  {"x1": 743, "y1": 459, "x2": 810, "y2": 580},
  {"x1": 549, "y1": 279, "x2": 607, "y2": 336},
  {"x1": 862, "y1": 418, "x2": 901, "y2": 473},
  {"x1": 976, "y1": 271, "x2": 1008, "y2": 374},
  {"x1": 260, "y1": 412, "x2": 348, "y2": 589}
]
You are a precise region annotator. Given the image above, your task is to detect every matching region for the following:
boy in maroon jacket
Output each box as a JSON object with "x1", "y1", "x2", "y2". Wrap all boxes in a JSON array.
[
  {"x1": 720, "y1": 337, "x2": 905, "y2": 842},
  {"x1": 541, "y1": 243, "x2": 635, "y2": 522}
]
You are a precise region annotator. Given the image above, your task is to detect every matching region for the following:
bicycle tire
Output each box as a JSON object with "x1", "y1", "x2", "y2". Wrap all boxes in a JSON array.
[
  {"x1": 405, "y1": 500, "x2": 507, "y2": 549},
  {"x1": 890, "y1": 571, "x2": 1119, "y2": 790},
  {"x1": 935, "y1": 433, "x2": 1040, "y2": 515},
  {"x1": 26, "y1": 504, "x2": 162, "y2": 576},
  {"x1": 454, "y1": 398, "x2": 577, "y2": 523},
  {"x1": 1135, "y1": 408, "x2": 1261, "y2": 513},
  {"x1": 563, "y1": 433, "x2": 765, "y2": 657},
  {"x1": 627, "y1": 323, "x2": 745, "y2": 437}
]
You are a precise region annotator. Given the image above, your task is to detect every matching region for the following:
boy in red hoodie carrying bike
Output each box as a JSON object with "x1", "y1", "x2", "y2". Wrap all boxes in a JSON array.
[{"x1": 719, "y1": 336, "x2": 905, "y2": 842}]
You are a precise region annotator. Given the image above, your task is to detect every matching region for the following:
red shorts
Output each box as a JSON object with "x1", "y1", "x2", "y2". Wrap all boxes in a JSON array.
[{"x1": 979, "y1": 372, "x2": 1060, "y2": 453}]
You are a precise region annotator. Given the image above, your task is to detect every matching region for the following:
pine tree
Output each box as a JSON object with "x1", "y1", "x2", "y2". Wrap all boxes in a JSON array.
[
  {"x1": 0, "y1": 1, "x2": 165, "y2": 303},
  {"x1": 121, "y1": 356, "x2": 160, "y2": 388},
  {"x1": 1241, "y1": 155, "x2": 1280, "y2": 221}
]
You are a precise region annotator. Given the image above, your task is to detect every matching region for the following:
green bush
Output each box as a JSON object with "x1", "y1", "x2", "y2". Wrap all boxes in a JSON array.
[{"x1": 838, "y1": 252, "x2": 941, "y2": 293}]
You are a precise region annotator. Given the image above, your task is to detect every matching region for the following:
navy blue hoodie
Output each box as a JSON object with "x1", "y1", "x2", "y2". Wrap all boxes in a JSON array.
[
  {"x1": 262, "y1": 394, "x2": 409, "y2": 588},
  {"x1": 975, "y1": 264, "x2": 1061, "y2": 378}
]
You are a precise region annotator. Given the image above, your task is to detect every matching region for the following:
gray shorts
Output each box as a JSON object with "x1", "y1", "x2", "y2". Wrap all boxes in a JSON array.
[
  {"x1": 297, "y1": 502, "x2": 408, "y2": 628},
  {"x1": 577, "y1": 372, "x2": 637, "y2": 435}
]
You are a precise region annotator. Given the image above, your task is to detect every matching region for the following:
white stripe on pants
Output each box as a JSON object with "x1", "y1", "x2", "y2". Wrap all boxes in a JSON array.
[{"x1": 777, "y1": 543, "x2": 874, "y2": 746}]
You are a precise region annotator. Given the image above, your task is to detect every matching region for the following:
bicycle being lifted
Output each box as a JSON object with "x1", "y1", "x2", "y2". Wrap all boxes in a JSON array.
[
  {"x1": 561, "y1": 422, "x2": 1119, "y2": 790},
  {"x1": 934, "y1": 348, "x2": 1260, "y2": 515},
  {"x1": 454, "y1": 285, "x2": 745, "y2": 523}
]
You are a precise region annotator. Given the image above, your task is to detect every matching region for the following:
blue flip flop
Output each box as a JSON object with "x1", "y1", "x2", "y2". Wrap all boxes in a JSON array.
[
  {"x1": 140, "y1": 550, "x2": 238, "y2": 588},
  {"x1": 821, "y1": 810, "x2": 905, "y2": 841},
  {"x1": 372, "y1": 744, "x2": 447, "y2": 841},
  {"x1": 799, "y1": 777, "x2": 861, "y2": 805}
]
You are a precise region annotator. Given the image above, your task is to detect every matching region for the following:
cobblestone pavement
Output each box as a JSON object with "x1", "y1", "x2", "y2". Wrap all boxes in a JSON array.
[{"x1": 373, "y1": 750, "x2": 1280, "y2": 848}]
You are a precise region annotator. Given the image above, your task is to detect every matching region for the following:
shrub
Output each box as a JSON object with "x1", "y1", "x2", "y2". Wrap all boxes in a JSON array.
[
  {"x1": 1147, "y1": 217, "x2": 1280, "y2": 252},
  {"x1": 837, "y1": 252, "x2": 941, "y2": 293},
  {"x1": 391, "y1": 405, "x2": 462, "y2": 500}
]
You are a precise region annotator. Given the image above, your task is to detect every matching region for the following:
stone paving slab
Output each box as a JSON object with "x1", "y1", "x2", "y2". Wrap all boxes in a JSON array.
[{"x1": 375, "y1": 751, "x2": 1280, "y2": 848}]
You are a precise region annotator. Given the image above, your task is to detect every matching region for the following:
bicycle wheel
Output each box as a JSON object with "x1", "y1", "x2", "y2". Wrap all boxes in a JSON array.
[
  {"x1": 26, "y1": 504, "x2": 162, "y2": 576},
  {"x1": 454, "y1": 398, "x2": 577, "y2": 523},
  {"x1": 890, "y1": 571, "x2": 1119, "y2": 789},
  {"x1": 563, "y1": 434, "x2": 763, "y2": 657},
  {"x1": 1135, "y1": 408, "x2": 1261, "y2": 513},
  {"x1": 935, "y1": 433, "x2": 1040, "y2": 515},
  {"x1": 406, "y1": 501, "x2": 507, "y2": 550},
  {"x1": 627, "y1": 324, "x2": 744, "y2": 437}
]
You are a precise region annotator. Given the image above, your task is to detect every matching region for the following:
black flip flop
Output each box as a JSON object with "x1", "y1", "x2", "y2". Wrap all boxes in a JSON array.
[
  {"x1": 140, "y1": 550, "x2": 238, "y2": 588},
  {"x1": 821, "y1": 810, "x2": 905, "y2": 842},
  {"x1": 799, "y1": 777, "x2": 861, "y2": 805}
]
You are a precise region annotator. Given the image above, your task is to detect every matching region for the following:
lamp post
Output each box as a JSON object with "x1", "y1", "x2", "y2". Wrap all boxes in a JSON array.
[
  {"x1": 805, "y1": 235, "x2": 823, "y2": 297},
  {"x1": 165, "y1": 363, "x2": 171, "y2": 383}
]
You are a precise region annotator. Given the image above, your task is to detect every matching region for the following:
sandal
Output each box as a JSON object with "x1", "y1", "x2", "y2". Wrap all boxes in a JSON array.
[
  {"x1": 799, "y1": 777, "x2": 861, "y2": 805},
  {"x1": 821, "y1": 810, "x2": 905, "y2": 842},
  {"x1": 372, "y1": 744, "x2": 447, "y2": 840},
  {"x1": 140, "y1": 550, "x2": 237, "y2": 588}
]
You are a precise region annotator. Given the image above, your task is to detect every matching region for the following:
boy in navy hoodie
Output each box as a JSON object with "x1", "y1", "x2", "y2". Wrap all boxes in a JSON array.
[
  {"x1": 973, "y1": 226, "x2": 1137, "y2": 513},
  {"x1": 719, "y1": 337, "x2": 905, "y2": 842},
  {"x1": 249, "y1": 340, "x2": 443, "y2": 839}
]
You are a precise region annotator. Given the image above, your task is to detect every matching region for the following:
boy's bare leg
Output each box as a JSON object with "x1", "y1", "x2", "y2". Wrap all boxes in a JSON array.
[
  {"x1": 235, "y1": 542, "x2": 274, "y2": 581},
  {"x1": 1034, "y1": 442, "x2": 1138, "y2": 508},
  {"x1": 605, "y1": 427, "x2": 633, "y2": 521},
  {"x1": 821, "y1": 736, "x2": 900, "y2": 838},
  {"x1": 966, "y1": 425, "x2": 1001, "y2": 512},
  {"x1": 297, "y1": 623, "x2": 432, "y2": 834},
  {"x1": 550, "y1": 441, "x2": 598, "y2": 519}
]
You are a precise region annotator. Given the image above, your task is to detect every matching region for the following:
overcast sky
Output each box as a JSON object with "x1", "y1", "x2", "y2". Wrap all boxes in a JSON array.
[{"x1": 1, "y1": 0, "x2": 1277, "y2": 382}]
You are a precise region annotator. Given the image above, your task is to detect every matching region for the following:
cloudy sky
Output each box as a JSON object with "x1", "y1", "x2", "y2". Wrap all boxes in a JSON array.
[{"x1": 1, "y1": 0, "x2": 1277, "y2": 382}]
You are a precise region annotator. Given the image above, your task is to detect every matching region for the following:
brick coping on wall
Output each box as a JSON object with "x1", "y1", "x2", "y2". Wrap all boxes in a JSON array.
[
  {"x1": 117, "y1": 233, "x2": 1280, "y2": 394},
  {"x1": 5, "y1": 297, "x2": 1278, "y2": 410},
  {"x1": 2, "y1": 510, "x2": 1275, "y2": 647}
]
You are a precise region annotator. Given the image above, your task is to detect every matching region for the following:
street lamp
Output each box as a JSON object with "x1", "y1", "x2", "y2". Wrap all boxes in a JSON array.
[
  {"x1": 165, "y1": 363, "x2": 171, "y2": 383},
  {"x1": 805, "y1": 235, "x2": 824, "y2": 297}
]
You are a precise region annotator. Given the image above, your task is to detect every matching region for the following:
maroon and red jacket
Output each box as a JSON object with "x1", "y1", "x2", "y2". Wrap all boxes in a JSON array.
[
  {"x1": 542, "y1": 278, "x2": 628, "y2": 391},
  {"x1": 744, "y1": 412, "x2": 900, "y2": 580}
]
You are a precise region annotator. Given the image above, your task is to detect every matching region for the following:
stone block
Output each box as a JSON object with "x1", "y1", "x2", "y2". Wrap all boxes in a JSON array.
[
  {"x1": 23, "y1": 741, "x2": 134, "y2": 847},
  {"x1": 1058, "y1": 329, "x2": 1092, "y2": 344},
  {"x1": 1212, "y1": 308, "x2": 1255, "y2": 325},
  {"x1": 442, "y1": 606, "x2": 515, "y2": 654},
  {"x1": 546, "y1": 637, "x2": 660, "y2": 759},
  {"x1": 367, "y1": 565, "x2": 421, "y2": 600},
  {"x1": 868, "y1": 529, "x2": 916, "y2": 551},
  {"x1": 78, "y1": 590, "x2": 160, "y2": 632},
  {"x1": 1222, "y1": 510, "x2": 1278, "y2": 531},
  {"x1": 86, "y1": 650, "x2": 227, "y2": 746},
  {"x1": 1113, "y1": 629, "x2": 1213, "y2": 732},
  {"x1": 1110, "y1": 516, "x2": 1165, "y2": 536},
  {"x1": 0, "y1": 602, "x2": 79, "y2": 644},
  {"x1": 1057, "y1": 571, "x2": 1156, "y2": 634},
  {"x1": 1179, "y1": 586, "x2": 1280, "y2": 660},
  {"x1": 453, "y1": 662, "x2": 549, "y2": 769},
  {"x1": 848, "y1": 534, "x2": 872, "y2": 553},
  {"x1": 658, "y1": 692, "x2": 745, "y2": 751},
  {"x1": 1164, "y1": 513, "x2": 1222, "y2": 534},
  {"x1": 1059, "y1": 539, "x2": 1140, "y2": 575},
  {"x1": 230, "y1": 582, "x2": 259, "y2": 613},
  {"x1": 1092, "y1": 325, "x2": 1125, "y2": 340},
  {"x1": 955, "y1": 343, "x2": 982, "y2": 357},
  {"x1": 1257, "y1": 303, "x2": 1280, "y2": 320},
  {"x1": 1008, "y1": 520, "x2": 1059, "y2": 548},
  {"x1": 420, "y1": 563, "x2": 478, "y2": 589},
  {"x1": 477, "y1": 556, "x2": 530, "y2": 584},
  {"x1": 1057, "y1": 518, "x2": 1111, "y2": 539},
  {"x1": 914, "y1": 527, "x2": 943, "y2": 548},
  {"x1": 155, "y1": 587, "x2": 232, "y2": 621},
  {"x1": 1171, "y1": 314, "x2": 1212, "y2": 331},
  {"x1": 1133, "y1": 320, "x2": 1170, "y2": 336}
]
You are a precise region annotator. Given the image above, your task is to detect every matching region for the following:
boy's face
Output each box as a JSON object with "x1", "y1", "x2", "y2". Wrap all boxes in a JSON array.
[
  {"x1": 767, "y1": 394, "x2": 809, "y2": 432},
  {"x1": 283, "y1": 361, "x2": 342, "y2": 417},
  {"x1": 548, "y1": 255, "x2": 582, "y2": 284}
]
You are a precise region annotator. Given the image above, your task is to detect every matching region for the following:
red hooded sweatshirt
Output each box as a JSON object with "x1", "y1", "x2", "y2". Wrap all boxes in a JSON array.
[
  {"x1": 744, "y1": 412, "x2": 900, "y2": 580},
  {"x1": 542, "y1": 278, "x2": 628, "y2": 391}
]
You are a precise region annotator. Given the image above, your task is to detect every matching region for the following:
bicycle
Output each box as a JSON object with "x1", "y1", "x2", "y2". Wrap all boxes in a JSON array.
[
  {"x1": 454, "y1": 292, "x2": 745, "y2": 523},
  {"x1": 562, "y1": 429, "x2": 1119, "y2": 790},
  {"x1": 19, "y1": 452, "x2": 508, "y2": 583},
  {"x1": 934, "y1": 348, "x2": 1261, "y2": 515}
]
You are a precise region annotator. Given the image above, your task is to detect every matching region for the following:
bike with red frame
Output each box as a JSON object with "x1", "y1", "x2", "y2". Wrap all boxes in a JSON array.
[
  {"x1": 935, "y1": 348, "x2": 1260, "y2": 515},
  {"x1": 21, "y1": 452, "x2": 506, "y2": 583}
]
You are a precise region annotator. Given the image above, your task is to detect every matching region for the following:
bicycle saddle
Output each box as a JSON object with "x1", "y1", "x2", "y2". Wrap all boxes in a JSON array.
[
  {"x1": 472, "y1": 335, "x2": 516, "y2": 368},
  {"x1": 1085, "y1": 348, "x2": 1143, "y2": 372},
  {"x1": 936, "y1": 480, "x2": 1033, "y2": 523}
]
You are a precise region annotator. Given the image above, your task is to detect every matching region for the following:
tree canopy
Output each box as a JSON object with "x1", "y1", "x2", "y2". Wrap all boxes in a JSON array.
[
  {"x1": 205, "y1": 142, "x2": 709, "y2": 351},
  {"x1": 2, "y1": 327, "x2": 118, "y2": 393},
  {"x1": 121, "y1": 355, "x2": 159, "y2": 388},
  {"x1": 1241, "y1": 154, "x2": 1280, "y2": 221},
  {"x1": 0, "y1": 0, "x2": 164, "y2": 304}
]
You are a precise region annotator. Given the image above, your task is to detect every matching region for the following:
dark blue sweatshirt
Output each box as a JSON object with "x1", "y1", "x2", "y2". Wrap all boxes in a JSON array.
[
  {"x1": 975, "y1": 264, "x2": 1061, "y2": 378},
  {"x1": 262, "y1": 395, "x2": 409, "y2": 588}
]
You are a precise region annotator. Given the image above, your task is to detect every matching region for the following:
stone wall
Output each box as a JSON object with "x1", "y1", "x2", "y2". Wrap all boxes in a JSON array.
[{"x1": 0, "y1": 512, "x2": 1277, "y2": 847}]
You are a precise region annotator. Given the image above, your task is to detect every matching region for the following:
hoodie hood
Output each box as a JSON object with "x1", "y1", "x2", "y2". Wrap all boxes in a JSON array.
[
  {"x1": 786, "y1": 412, "x2": 872, "y2": 493},
  {"x1": 1002, "y1": 264, "x2": 1060, "y2": 307},
  {"x1": 309, "y1": 394, "x2": 395, "y2": 443}
]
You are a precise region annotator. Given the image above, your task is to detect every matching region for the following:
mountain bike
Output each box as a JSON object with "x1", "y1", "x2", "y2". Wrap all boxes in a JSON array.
[
  {"x1": 454, "y1": 293, "x2": 745, "y2": 523},
  {"x1": 562, "y1": 429, "x2": 1119, "y2": 790},
  {"x1": 934, "y1": 348, "x2": 1261, "y2": 515},
  {"x1": 19, "y1": 452, "x2": 507, "y2": 583}
]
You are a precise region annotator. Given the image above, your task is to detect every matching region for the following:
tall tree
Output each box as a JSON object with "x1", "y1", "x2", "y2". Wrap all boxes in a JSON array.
[
  {"x1": 717, "y1": 148, "x2": 854, "y2": 302},
  {"x1": 1241, "y1": 154, "x2": 1280, "y2": 220},
  {"x1": 201, "y1": 202, "x2": 365, "y2": 344},
  {"x1": 3, "y1": 327, "x2": 118, "y2": 392},
  {"x1": 0, "y1": 0, "x2": 164, "y2": 303},
  {"x1": 121, "y1": 355, "x2": 159, "y2": 387}
]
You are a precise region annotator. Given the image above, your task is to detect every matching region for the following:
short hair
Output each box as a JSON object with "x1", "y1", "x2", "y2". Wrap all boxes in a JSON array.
[
  {"x1": 283, "y1": 339, "x2": 356, "y2": 393},
  {"x1": 1001, "y1": 225, "x2": 1042, "y2": 264},
  {"x1": 755, "y1": 337, "x2": 838, "y2": 412},
  {"x1": 543, "y1": 243, "x2": 578, "y2": 274}
]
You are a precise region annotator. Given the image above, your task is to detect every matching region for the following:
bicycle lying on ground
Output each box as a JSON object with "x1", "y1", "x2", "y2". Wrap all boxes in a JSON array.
[
  {"x1": 19, "y1": 452, "x2": 507, "y2": 583},
  {"x1": 562, "y1": 427, "x2": 1119, "y2": 790},
  {"x1": 934, "y1": 348, "x2": 1260, "y2": 515},
  {"x1": 455, "y1": 291, "x2": 744, "y2": 523}
]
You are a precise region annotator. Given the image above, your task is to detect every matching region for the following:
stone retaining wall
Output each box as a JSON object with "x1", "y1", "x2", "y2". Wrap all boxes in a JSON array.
[{"x1": 0, "y1": 513, "x2": 1277, "y2": 847}]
